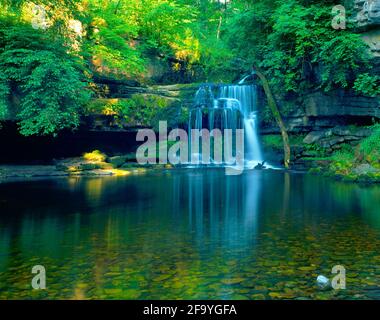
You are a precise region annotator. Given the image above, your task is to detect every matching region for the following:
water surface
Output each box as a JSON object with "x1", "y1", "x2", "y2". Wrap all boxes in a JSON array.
[{"x1": 0, "y1": 169, "x2": 380, "y2": 299}]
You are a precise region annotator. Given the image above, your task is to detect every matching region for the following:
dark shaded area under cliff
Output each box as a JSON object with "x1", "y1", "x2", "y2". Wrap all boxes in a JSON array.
[{"x1": 0, "y1": 122, "x2": 140, "y2": 164}]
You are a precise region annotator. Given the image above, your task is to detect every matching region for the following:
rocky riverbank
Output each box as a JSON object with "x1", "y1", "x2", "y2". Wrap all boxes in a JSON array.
[
  {"x1": 263, "y1": 124, "x2": 380, "y2": 183},
  {"x1": 0, "y1": 150, "x2": 171, "y2": 183},
  {"x1": 0, "y1": 164, "x2": 140, "y2": 183}
]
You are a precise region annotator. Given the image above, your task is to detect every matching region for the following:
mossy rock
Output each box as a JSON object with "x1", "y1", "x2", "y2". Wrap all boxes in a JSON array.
[
  {"x1": 56, "y1": 158, "x2": 113, "y2": 172},
  {"x1": 78, "y1": 162, "x2": 113, "y2": 171},
  {"x1": 107, "y1": 156, "x2": 128, "y2": 168}
]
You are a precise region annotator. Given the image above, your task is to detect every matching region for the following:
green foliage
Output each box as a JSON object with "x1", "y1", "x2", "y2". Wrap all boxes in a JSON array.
[
  {"x1": 359, "y1": 124, "x2": 380, "y2": 164},
  {"x1": 123, "y1": 94, "x2": 187, "y2": 130},
  {"x1": 262, "y1": 135, "x2": 283, "y2": 151},
  {"x1": 225, "y1": 0, "x2": 372, "y2": 94},
  {"x1": 83, "y1": 149, "x2": 107, "y2": 162},
  {"x1": 84, "y1": 0, "x2": 205, "y2": 80},
  {"x1": 0, "y1": 0, "x2": 230, "y2": 136},
  {"x1": 353, "y1": 73, "x2": 380, "y2": 97},
  {"x1": 1, "y1": 0, "x2": 378, "y2": 136},
  {"x1": 262, "y1": 134, "x2": 305, "y2": 150},
  {"x1": 85, "y1": 0, "x2": 145, "y2": 78},
  {"x1": 320, "y1": 128, "x2": 380, "y2": 182},
  {"x1": 86, "y1": 95, "x2": 186, "y2": 130},
  {"x1": 0, "y1": 17, "x2": 91, "y2": 135},
  {"x1": 330, "y1": 143, "x2": 355, "y2": 162},
  {"x1": 0, "y1": 81, "x2": 10, "y2": 120}
]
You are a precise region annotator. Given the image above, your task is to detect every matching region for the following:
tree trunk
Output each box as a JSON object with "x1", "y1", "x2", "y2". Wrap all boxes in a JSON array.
[
  {"x1": 253, "y1": 65, "x2": 291, "y2": 169},
  {"x1": 216, "y1": 15, "x2": 222, "y2": 40}
]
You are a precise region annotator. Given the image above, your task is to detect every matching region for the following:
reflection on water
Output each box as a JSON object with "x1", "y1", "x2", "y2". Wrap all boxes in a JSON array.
[{"x1": 0, "y1": 169, "x2": 380, "y2": 299}]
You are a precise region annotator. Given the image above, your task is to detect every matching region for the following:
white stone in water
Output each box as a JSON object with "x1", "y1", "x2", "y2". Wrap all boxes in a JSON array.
[{"x1": 316, "y1": 275, "x2": 330, "y2": 289}]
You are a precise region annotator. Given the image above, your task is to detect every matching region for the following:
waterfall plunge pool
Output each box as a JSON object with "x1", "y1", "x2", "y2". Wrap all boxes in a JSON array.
[{"x1": 0, "y1": 168, "x2": 380, "y2": 299}]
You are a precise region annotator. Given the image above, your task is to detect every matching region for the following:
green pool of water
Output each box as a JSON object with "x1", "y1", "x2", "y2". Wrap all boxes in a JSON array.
[{"x1": 1, "y1": 169, "x2": 380, "y2": 299}]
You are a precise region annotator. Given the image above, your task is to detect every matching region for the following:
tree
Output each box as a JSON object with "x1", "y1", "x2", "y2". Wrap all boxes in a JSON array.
[
  {"x1": 0, "y1": 17, "x2": 91, "y2": 136},
  {"x1": 254, "y1": 66, "x2": 291, "y2": 168},
  {"x1": 222, "y1": 0, "x2": 375, "y2": 167}
]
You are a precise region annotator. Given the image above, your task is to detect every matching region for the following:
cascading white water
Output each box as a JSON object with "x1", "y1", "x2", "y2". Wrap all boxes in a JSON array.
[
  {"x1": 188, "y1": 83, "x2": 263, "y2": 167},
  {"x1": 218, "y1": 84, "x2": 263, "y2": 166}
]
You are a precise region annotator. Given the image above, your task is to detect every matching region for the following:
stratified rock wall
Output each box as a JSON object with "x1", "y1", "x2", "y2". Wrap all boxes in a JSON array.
[
  {"x1": 261, "y1": 1, "x2": 380, "y2": 134},
  {"x1": 354, "y1": 0, "x2": 380, "y2": 56},
  {"x1": 354, "y1": 0, "x2": 380, "y2": 28}
]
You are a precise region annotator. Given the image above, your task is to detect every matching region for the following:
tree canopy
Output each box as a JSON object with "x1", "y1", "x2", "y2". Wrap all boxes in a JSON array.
[{"x1": 0, "y1": 0, "x2": 378, "y2": 135}]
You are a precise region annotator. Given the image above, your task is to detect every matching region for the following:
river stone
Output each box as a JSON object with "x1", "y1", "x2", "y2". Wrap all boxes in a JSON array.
[
  {"x1": 221, "y1": 278, "x2": 245, "y2": 285},
  {"x1": 316, "y1": 275, "x2": 330, "y2": 289}
]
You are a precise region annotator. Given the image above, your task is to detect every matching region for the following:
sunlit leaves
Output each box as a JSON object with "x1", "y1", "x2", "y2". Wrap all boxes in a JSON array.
[
  {"x1": 225, "y1": 0, "x2": 372, "y2": 94},
  {"x1": 0, "y1": 20, "x2": 91, "y2": 136}
]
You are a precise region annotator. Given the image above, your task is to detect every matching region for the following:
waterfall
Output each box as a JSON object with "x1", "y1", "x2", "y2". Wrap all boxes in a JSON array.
[
  {"x1": 218, "y1": 84, "x2": 263, "y2": 166},
  {"x1": 188, "y1": 83, "x2": 263, "y2": 167}
]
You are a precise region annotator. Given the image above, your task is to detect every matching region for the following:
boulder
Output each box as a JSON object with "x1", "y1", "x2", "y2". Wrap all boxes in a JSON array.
[{"x1": 316, "y1": 275, "x2": 330, "y2": 289}]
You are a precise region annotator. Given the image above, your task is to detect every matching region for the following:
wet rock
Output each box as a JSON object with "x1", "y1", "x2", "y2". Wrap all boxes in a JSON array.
[{"x1": 254, "y1": 161, "x2": 267, "y2": 170}]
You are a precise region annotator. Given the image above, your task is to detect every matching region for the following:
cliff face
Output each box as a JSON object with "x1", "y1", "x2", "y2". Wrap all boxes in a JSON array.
[
  {"x1": 262, "y1": 1, "x2": 380, "y2": 135},
  {"x1": 86, "y1": 77, "x2": 199, "y2": 131},
  {"x1": 354, "y1": 0, "x2": 380, "y2": 28},
  {"x1": 354, "y1": 0, "x2": 380, "y2": 56}
]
